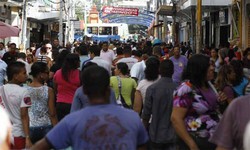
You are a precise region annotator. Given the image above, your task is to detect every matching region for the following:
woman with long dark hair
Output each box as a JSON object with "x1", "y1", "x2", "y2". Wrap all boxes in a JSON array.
[
  {"x1": 171, "y1": 54, "x2": 227, "y2": 150},
  {"x1": 53, "y1": 53, "x2": 80, "y2": 121},
  {"x1": 133, "y1": 56, "x2": 160, "y2": 114}
]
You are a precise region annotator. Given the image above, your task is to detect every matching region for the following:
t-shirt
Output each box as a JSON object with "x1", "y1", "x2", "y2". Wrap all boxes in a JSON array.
[
  {"x1": 91, "y1": 57, "x2": 112, "y2": 75},
  {"x1": 70, "y1": 87, "x2": 117, "y2": 113},
  {"x1": 54, "y1": 69, "x2": 80, "y2": 104},
  {"x1": 170, "y1": 55, "x2": 188, "y2": 83},
  {"x1": 0, "y1": 84, "x2": 31, "y2": 137},
  {"x1": 136, "y1": 79, "x2": 158, "y2": 103},
  {"x1": 0, "y1": 49, "x2": 6, "y2": 59},
  {"x1": 209, "y1": 95, "x2": 250, "y2": 150},
  {"x1": 117, "y1": 57, "x2": 138, "y2": 70},
  {"x1": 110, "y1": 76, "x2": 137, "y2": 106},
  {"x1": 46, "y1": 104, "x2": 148, "y2": 150},
  {"x1": 130, "y1": 60, "x2": 146, "y2": 82},
  {"x1": 100, "y1": 49, "x2": 115, "y2": 65}
]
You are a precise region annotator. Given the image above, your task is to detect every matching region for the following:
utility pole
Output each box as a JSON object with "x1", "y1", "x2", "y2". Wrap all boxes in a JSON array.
[
  {"x1": 59, "y1": 0, "x2": 63, "y2": 46},
  {"x1": 21, "y1": 0, "x2": 27, "y2": 52},
  {"x1": 196, "y1": 0, "x2": 202, "y2": 53},
  {"x1": 84, "y1": 0, "x2": 87, "y2": 43}
]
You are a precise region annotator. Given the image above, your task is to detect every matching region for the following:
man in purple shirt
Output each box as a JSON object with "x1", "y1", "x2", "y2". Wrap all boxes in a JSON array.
[
  {"x1": 170, "y1": 46, "x2": 188, "y2": 84},
  {"x1": 31, "y1": 66, "x2": 148, "y2": 150}
]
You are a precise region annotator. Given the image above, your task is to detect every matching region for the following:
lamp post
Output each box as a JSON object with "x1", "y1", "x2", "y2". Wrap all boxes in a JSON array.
[
  {"x1": 196, "y1": 0, "x2": 202, "y2": 53},
  {"x1": 20, "y1": 0, "x2": 27, "y2": 52}
]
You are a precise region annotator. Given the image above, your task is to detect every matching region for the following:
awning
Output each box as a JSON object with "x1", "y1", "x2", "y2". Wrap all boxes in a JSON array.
[{"x1": 156, "y1": 5, "x2": 174, "y2": 16}]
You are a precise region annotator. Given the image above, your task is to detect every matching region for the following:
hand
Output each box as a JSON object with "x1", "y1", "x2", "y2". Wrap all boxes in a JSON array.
[
  {"x1": 217, "y1": 91, "x2": 228, "y2": 103},
  {"x1": 25, "y1": 137, "x2": 33, "y2": 149}
]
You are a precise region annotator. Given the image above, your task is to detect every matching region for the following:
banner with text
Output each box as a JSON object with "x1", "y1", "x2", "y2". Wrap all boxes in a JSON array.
[{"x1": 102, "y1": 6, "x2": 139, "y2": 16}]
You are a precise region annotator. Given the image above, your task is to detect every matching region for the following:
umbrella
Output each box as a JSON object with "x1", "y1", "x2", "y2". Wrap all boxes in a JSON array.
[{"x1": 0, "y1": 21, "x2": 20, "y2": 39}]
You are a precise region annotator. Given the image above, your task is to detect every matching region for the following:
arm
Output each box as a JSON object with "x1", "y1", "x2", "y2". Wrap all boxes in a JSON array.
[
  {"x1": 141, "y1": 88, "x2": 153, "y2": 130},
  {"x1": 53, "y1": 78, "x2": 58, "y2": 97},
  {"x1": 216, "y1": 147, "x2": 228, "y2": 150},
  {"x1": 48, "y1": 87, "x2": 58, "y2": 126},
  {"x1": 49, "y1": 72, "x2": 54, "y2": 80},
  {"x1": 130, "y1": 88, "x2": 136, "y2": 106},
  {"x1": 133, "y1": 90, "x2": 143, "y2": 115},
  {"x1": 21, "y1": 107, "x2": 32, "y2": 148},
  {"x1": 171, "y1": 107, "x2": 199, "y2": 150},
  {"x1": 31, "y1": 138, "x2": 51, "y2": 150}
]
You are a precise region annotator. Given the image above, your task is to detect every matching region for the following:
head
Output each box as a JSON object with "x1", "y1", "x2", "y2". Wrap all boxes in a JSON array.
[
  {"x1": 27, "y1": 54, "x2": 34, "y2": 64},
  {"x1": 40, "y1": 46, "x2": 47, "y2": 54},
  {"x1": 0, "y1": 107, "x2": 11, "y2": 150},
  {"x1": 17, "y1": 52, "x2": 27, "y2": 61},
  {"x1": 160, "y1": 59, "x2": 174, "y2": 78},
  {"x1": 115, "y1": 62, "x2": 129, "y2": 76},
  {"x1": 30, "y1": 62, "x2": 49, "y2": 83},
  {"x1": 152, "y1": 46, "x2": 162, "y2": 57},
  {"x1": 80, "y1": 62, "x2": 98, "y2": 84},
  {"x1": 144, "y1": 56, "x2": 160, "y2": 81},
  {"x1": 102, "y1": 42, "x2": 109, "y2": 52},
  {"x1": 182, "y1": 54, "x2": 213, "y2": 87},
  {"x1": 0, "y1": 42, "x2": 4, "y2": 50},
  {"x1": 9, "y1": 43, "x2": 16, "y2": 52},
  {"x1": 76, "y1": 44, "x2": 88, "y2": 56},
  {"x1": 123, "y1": 45, "x2": 132, "y2": 57},
  {"x1": 230, "y1": 60, "x2": 244, "y2": 86},
  {"x1": 116, "y1": 47, "x2": 123, "y2": 56},
  {"x1": 7, "y1": 61, "x2": 27, "y2": 85},
  {"x1": 210, "y1": 48, "x2": 219, "y2": 58},
  {"x1": 53, "y1": 39, "x2": 60, "y2": 47},
  {"x1": 215, "y1": 64, "x2": 235, "y2": 90},
  {"x1": 55, "y1": 50, "x2": 70, "y2": 66},
  {"x1": 173, "y1": 46, "x2": 181, "y2": 58},
  {"x1": 89, "y1": 45, "x2": 101, "y2": 58},
  {"x1": 61, "y1": 53, "x2": 80, "y2": 81},
  {"x1": 45, "y1": 43, "x2": 52, "y2": 53},
  {"x1": 82, "y1": 66, "x2": 110, "y2": 103}
]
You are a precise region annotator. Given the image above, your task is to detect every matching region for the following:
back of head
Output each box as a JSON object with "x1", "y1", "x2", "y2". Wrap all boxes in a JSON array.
[
  {"x1": 30, "y1": 62, "x2": 48, "y2": 78},
  {"x1": 182, "y1": 54, "x2": 210, "y2": 87},
  {"x1": 7, "y1": 61, "x2": 25, "y2": 81},
  {"x1": 145, "y1": 56, "x2": 160, "y2": 80},
  {"x1": 89, "y1": 45, "x2": 101, "y2": 56},
  {"x1": 230, "y1": 60, "x2": 243, "y2": 86},
  {"x1": 76, "y1": 44, "x2": 88, "y2": 55},
  {"x1": 116, "y1": 62, "x2": 129, "y2": 75},
  {"x1": 160, "y1": 59, "x2": 174, "y2": 78},
  {"x1": 0, "y1": 107, "x2": 11, "y2": 150},
  {"x1": 153, "y1": 46, "x2": 162, "y2": 56},
  {"x1": 116, "y1": 47, "x2": 123, "y2": 55},
  {"x1": 123, "y1": 45, "x2": 132, "y2": 55},
  {"x1": 82, "y1": 66, "x2": 110, "y2": 100},
  {"x1": 17, "y1": 52, "x2": 26, "y2": 59},
  {"x1": 61, "y1": 53, "x2": 80, "y2": 81}
]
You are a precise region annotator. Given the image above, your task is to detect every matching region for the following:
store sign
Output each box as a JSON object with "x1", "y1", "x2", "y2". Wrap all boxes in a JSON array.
[{"x1": 102, "y1": 6, "x2": 139, "y2": 16}]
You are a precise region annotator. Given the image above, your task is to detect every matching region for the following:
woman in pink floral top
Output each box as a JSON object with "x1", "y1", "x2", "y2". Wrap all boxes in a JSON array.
[{"x1": 171, "y1": 54, "x2": 228, "y2": 150}]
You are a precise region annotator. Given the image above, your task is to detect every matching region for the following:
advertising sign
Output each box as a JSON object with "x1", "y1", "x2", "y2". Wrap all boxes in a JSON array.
[{"x1": 102, "y1": 6, "x2": 139, "y2": 16}]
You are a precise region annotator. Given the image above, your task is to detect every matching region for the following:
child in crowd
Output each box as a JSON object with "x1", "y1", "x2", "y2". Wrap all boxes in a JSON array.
[{"x1": 0, "y1": 62, "x2": 32, "y2": 149}]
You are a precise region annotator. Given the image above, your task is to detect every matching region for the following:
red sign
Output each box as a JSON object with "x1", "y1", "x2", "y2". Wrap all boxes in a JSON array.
[{"x1": 102, "y1": 6, "x2": 139, "y2": 16}]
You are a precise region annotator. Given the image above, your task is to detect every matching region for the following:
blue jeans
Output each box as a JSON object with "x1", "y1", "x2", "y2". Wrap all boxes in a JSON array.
[{"x1": 30, "y1": 125, "x2": 52, "y2": 144}]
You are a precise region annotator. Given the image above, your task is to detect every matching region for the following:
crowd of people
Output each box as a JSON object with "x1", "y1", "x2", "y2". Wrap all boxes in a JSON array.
[{"x1": 0, "y1": 38, "x2": 250, "y2": 150}]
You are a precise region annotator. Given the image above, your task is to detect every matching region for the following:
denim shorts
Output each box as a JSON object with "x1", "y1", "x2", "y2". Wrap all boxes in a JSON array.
[{"x1": 30, "y1": 125, "x2": 53, "y2": 144}]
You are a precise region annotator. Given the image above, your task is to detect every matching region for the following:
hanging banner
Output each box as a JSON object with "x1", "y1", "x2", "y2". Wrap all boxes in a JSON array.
[{"x1": 102, "y1": 6, "x2": 139, "y2": 16}]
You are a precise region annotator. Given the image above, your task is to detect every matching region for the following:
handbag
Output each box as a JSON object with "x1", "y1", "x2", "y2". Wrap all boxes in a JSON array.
[{"x1": 116, "y1": 76, "x2": 132, "y2": 109}]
